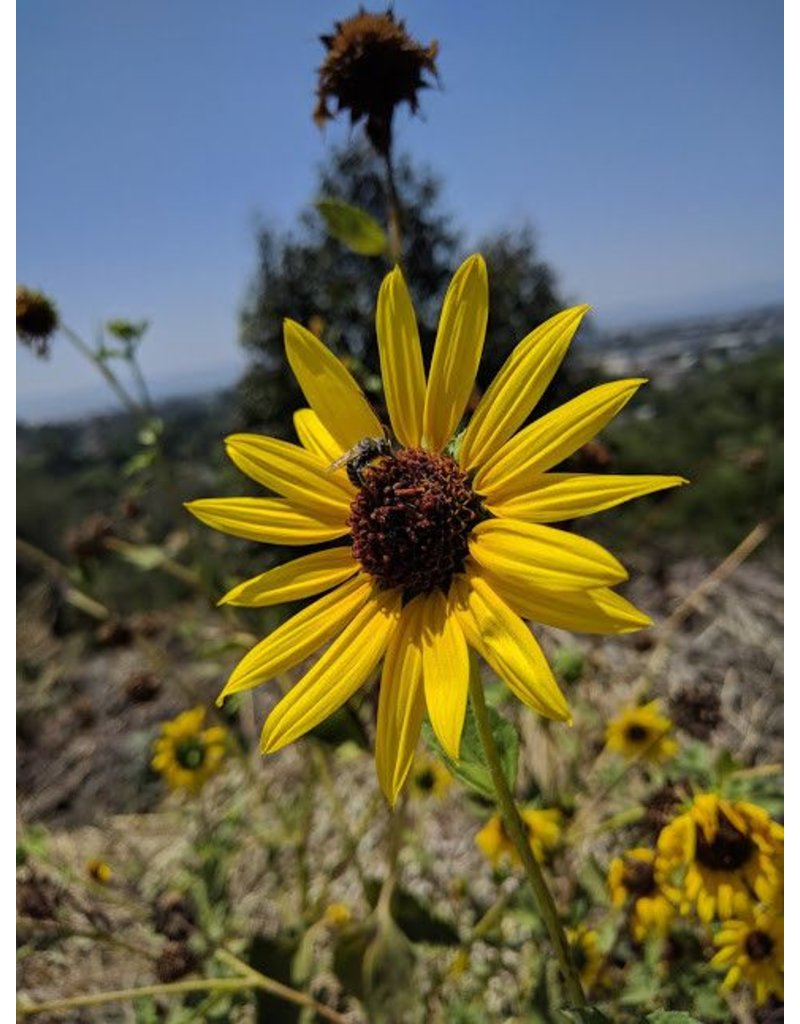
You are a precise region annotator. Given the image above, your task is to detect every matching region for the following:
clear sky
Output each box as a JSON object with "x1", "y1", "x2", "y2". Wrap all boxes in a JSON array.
[{"x1": 17, "y1": 0, "x2": 783, "y2": 421}]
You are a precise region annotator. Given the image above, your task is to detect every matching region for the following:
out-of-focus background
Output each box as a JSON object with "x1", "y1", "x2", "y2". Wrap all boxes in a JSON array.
[{"x1": 17, "y1": 2, "x2": 783, "y2": 1021}]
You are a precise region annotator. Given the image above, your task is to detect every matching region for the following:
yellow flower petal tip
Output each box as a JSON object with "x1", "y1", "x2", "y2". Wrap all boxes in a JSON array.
[{"x1": 189, "y1": 257, "x2": 682, "y2": 801}]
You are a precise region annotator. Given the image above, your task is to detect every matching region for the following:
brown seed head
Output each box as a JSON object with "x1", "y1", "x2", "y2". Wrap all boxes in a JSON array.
[
  {"x1": 17, "y1": 285, "x2": 59, "y2": 357},
  {"x1": 314, "y1": 8, "x2": 439, "y2": 155}
]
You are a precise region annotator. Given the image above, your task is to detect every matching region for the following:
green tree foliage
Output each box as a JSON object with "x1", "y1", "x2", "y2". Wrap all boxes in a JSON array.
[{"x1": 236, "y1": 144, "x2": 567, "y2": 432}]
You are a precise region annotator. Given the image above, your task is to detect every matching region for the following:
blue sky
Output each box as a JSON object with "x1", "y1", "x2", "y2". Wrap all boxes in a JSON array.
[{"x1": 17, "y1": 0, "x2": 783, "y2": 420}]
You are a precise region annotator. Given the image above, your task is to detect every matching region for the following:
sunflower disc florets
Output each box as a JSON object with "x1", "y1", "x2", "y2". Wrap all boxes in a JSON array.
[
  {"x1": 348, "y1": 447, "x2": 484, "y2": 598},
  {"x1": 314, "y1": 8, "x2": 439, "y2": 155}
]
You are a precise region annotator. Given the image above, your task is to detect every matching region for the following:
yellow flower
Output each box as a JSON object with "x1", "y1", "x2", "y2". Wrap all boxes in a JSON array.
[
  {"x1": 476, "y1": 808, "x2": 562, "y2": 867},
  {"x1": 151, "y1": 707, "x2": 228, "y2": 794},
  {"x1": 567, "y1": 926, "x2": 604, "y2": 994},
  {"x1": 607, "y1": 847, "x2": 674, "y2": 942},
  {"x1": 656, "y1": 793, "x2": 783, "y2": 923},
  {"x1": 86, "y1": 859, "x2": 112, "y2": 885},
  {"x1": 409, "y1": 754, "x2": 452, "y2": 799},
  {"x1": 187, "y1": 255, "x2": 684, "y2": 805},
  {"x1": 711, "y1": 908, "x2": 783, "y2": 1005},
  {"x1": 605, "y1": 700, "x2": 678, "y2": 762},
  {"x1": 322, "y1": 902, "x2": 352, "y2": 929}
]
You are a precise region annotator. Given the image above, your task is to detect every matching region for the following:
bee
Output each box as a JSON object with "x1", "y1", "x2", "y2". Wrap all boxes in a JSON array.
[{"x1": 328, "y1": 433, "x2": 394, "y2": 487}]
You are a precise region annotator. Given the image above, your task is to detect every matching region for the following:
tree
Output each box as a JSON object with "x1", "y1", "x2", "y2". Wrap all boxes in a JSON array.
[{"x1": 236, "y1": 143, "x2": 572, "y2": 434}]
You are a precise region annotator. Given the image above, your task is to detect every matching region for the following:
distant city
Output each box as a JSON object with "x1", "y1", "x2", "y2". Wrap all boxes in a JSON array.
[{"x1": 579, "y1": 305, "x2": 783, "y2": 390}]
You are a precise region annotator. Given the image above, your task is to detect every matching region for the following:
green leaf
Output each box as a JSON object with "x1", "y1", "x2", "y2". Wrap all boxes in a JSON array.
[
  {"x1": 646, "y1": 1013, "x2": 704, "y2": 1024},
  {"x1": 552, "y1": 647, "x2": 585, "y2": 684},
  {"x1": 422, "y1": 700, "x2": 519, "y2": 800},
  {"x1": 112, "y1": 543, "x2": 167, "y2": 571},
  {"x1": 315, "y1": 198, "x2": 388, "y2": 256}
]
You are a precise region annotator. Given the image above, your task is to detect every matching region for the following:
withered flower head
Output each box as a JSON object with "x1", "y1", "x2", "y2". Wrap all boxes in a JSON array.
[
  {"x1": 17, "y1": 285, "x2": 59, "y2": 358},
  {"x1": 314, "y1": 8, "x2": 439, "y2": 155}
]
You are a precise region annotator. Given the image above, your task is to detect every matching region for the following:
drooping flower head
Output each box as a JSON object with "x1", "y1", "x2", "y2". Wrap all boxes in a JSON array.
[
  {"x1": 151, "y1": 707, "x2": 228, "y2": 794},
  {"x1": 314, "y1": 8, "x2": 439, "y2": 155},
  {"x1": 187, "y1": 255, "x2": 685, "y2": 805},
  {"x1": 17, "y1": 285, "x2": 59, "y2": 358},
  {"x1": 711, "y1": 907, "x2": 783, "y2": 1005},
  {"x1": 656, "y1": 793, "x2": 783, "y2": 922},
  {"x1": 605, "y1": 700, "x2": 678, "y2": 763},
  {"x1": 607, "y1": 847, "x2": 674, "y2": 942},
  {"x1": 476, "y1": 808, "x2": 562, "y2": 868}
]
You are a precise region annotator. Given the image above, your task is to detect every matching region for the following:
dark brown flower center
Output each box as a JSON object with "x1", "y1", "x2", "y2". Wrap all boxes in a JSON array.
[
  {"x1": 625, "y1": 723, "x2": 650, "y2": 743},
  {"x1": 695, "y1": 811, "x2": 755, "y2": 872},
  {"x1": 622, "y1": 859, "x2": 657, "y2": 897},
  {"x1": 415, "y1": 769, "x2": 436, "y2": 792},
  {"x1": 176, "y1": 738, "x2": 206, "y2": 771},
  {"x1": 745, "y1": 929, "x2": 774, "y2": 961},
  {"x1": 349, "y1": 448, "x2": 484, "y2": 599}
]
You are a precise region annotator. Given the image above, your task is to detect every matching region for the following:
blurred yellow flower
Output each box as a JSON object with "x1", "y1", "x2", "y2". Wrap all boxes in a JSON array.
[
  {"x1": 151, "y1": 707, "x2": 228, "y2": 794},
  {"x1": 605, "y1": 700, "x2": 678, "y2": 762},
  {"x1": 711, "y1": 907, "x2": 783, "y2": 1005},
  {"x1": 608, "y1": 847, "x2": 674, "y2": 942},
  {"x1": 322, "y1": 902, "x2": 352, "y2": 929},
  {"x1": 86, "y1": 859, "x2": 112, "y2": 885},
  {"x1": 187, "y1": 255, "x2": 683, "y2": 806},
  {"x1": 567, "y1": 925, "x2": 604, "y2": 994},
  {"x1": 409, "y1": 754, "x2": 452, "y2": 800},
  {"x1": 476, "y1": 808, "x2": 562, "y2": 868},
  {"x1": 656, "y1": 793, "x2": 783, "y2": 923}
]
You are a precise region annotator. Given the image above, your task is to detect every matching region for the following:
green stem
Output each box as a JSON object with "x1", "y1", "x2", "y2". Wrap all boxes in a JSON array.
[
  {"x1": 383, "y1": 147, "x2": 404, "y2": 270},
  {"x1": 467, "y1": 660, "x2": 586, "y2": 1008},
  {"x1": 60, "y1": 324, "x2": 142, "y2": 418}
]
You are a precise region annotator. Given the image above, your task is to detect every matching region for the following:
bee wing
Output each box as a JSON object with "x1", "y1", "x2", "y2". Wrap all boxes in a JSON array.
[{"x1": 327, "y1": 451, "x2": 353, "y2": 473}]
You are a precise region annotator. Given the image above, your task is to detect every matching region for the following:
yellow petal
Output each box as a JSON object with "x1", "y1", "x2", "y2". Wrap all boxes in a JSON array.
[
  {"x1": 219, "y1": 547, "x2": 358, "y2": 607},
  {"x1": 487, "y1": 473, "x2": 688, "y2": 522},
  {"x1": 474, "y1": 378, "x2": 646, "y2": 500},
  {"x1": 453, "y1": 575, "x2": 570, "y2": 722},
  {"x1": 459, "y1": 305, "x2": 591, "y2": 472},
  {"x1": 376, "y1": 266, "x2": 426, "y2": 447},
  {"x1": 479, "y1": 567, "x2": 652, "y2": 634},
  {"x1": 284, "y1": 319, "x2": 383, "y2": 452},
  {"x1": 470, "y1": 519, "x2": 628, "y2": 590},
  {"x1": 225, "y1": 433, "x2": 354, "y2": 518},
  {"x1": 294, "y1": 408, "x2": 344, "y2": 463},
  {"x1": 420, "y1": 589, "x2": 469, "y2": 760},
  {"x1": 375, "y1": 596, "x2": 427, "y2": 806},
  {"x1": 185, "y1": 497, "x2": 350, "y2": 545},
  {"x1": 261, "y1": 588, "x2": 401, "y2": 753},
  {"x1": 218, "y1": 576, "x2": 371, "y2": 701},
  {"x1": 422, "y1": 255, "x2": 488, "y2": 452}
]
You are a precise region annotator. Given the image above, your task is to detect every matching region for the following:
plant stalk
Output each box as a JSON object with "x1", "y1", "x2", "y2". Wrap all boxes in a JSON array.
[{"x1": 467, "y1": 660, "x2": 586, "y2": 1008}]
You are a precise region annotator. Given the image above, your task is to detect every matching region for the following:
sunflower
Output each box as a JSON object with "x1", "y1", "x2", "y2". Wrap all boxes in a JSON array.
[
  {"x1": 605, "y1": 700, "x2": 678, "y2": 763},
  {"x1": 408, "y1": 753, "x2": 452, "y2": 800},
  {"x1": 567, "y1": 926, "x2": 604, "y2": 994},
  {"x1": 656, "y1": 793, "x2": 783, "y2": 923},
  {"x1": 151, "y1": 707, "x2": 228, "y2": 794},
  {"x1": 476, "y1": 808, "x2": 562, "y2": 867},
  {"x1": 607, "y1": 847, "x2": 674, "y2": 942},
  {"x1": 711, "y1": 908, "x2": 783, "y2": 1005},
  {"x1": 187, "y1": 255, "x2": 684, "y2": 805},
  {"x1": 86, "y1": 859, "x2": 112, "y2": 885}
]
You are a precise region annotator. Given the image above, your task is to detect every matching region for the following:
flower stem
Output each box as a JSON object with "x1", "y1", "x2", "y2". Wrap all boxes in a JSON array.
[{"x1": 467, "y1": 660, "x2": 586, "y2": 1008}]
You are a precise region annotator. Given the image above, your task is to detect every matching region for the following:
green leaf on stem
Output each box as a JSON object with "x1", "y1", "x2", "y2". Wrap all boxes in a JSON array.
[{"x1": 315, "y1": 198, "x2": 388, "y2": 256}]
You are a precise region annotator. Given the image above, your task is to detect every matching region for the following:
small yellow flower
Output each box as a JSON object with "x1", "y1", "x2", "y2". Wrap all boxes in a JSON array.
[
  {"x1": 567, "y1": 926, "x2": 604, "y2": 994},
  {"x1": 711, "y1": 908, "x2": 783, "y2": 1005},
  {"x1": 86, "y1": 859, "x2": 112, "y2": 885},
  {"x1": 605, "y1": 700, "x2": 678, "y2": 763},
  {"x1": 607, "y1": 847, "x2": 674, "y2": 942},
  {"x1": 151, "y1": 707, "x2": 228, "y2": 794},
  {"x1": 476, "y1": 808, "x2": 562, "y2": 868},
  {"x1": 187, "y1": 256, "x2": 684, "y2": 807},
  {"x1": 409, "y1": 754, "x2": 452, "y2": 799},
  {"x1": 322, "y1": 902, "x2": 352, "y2": 929},
  {"x1": 656, "y1": 793, "x2": 783, "y2": 923}
]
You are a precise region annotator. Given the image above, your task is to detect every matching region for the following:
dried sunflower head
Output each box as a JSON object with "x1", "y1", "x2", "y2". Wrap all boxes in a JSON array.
[
  {"x1": 17, "y1": 285, "x2": 59, "y2": 357},
  {"x1": 314, "y1": 8, "x2": 439, "y2": 155}
]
